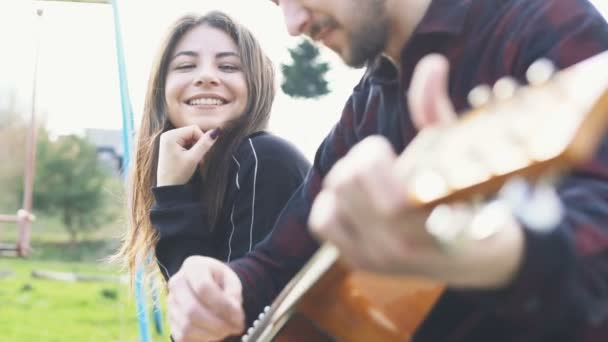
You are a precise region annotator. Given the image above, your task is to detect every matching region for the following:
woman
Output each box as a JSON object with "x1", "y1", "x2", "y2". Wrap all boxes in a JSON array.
[{"x1": 115, "y1": 11, "x2": 310, "y2": 282}]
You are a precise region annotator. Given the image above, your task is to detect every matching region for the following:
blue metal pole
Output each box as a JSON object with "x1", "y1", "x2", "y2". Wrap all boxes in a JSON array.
[
  {"x1": 109, "y1": 0, "x2": 162, "y2": 340},
  {"x1": 109, "y1": 0, "x2": 134, "y2": 155}
]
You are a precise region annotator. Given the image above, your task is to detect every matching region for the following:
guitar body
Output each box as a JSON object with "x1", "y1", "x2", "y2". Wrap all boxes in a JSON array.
[
  {"x1": 273, "y1": 263, "x2": 444, "y2": 341},
  {"x1": 272, "y1": 314, "x2": 334, "y2": 342}
]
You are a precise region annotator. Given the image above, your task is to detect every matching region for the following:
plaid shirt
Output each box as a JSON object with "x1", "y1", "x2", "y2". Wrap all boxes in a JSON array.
[{"x1": 230, "y1": 0, "x2": 608, "y2": 340}]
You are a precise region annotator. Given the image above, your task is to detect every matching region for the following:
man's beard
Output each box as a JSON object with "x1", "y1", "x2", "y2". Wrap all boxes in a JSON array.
[
  {"x1": 346, "y1": 18, "x2": 389, "y2": 68},
  {"x1": 310, "y1": 0, "x2": 389, "y2": 68}
]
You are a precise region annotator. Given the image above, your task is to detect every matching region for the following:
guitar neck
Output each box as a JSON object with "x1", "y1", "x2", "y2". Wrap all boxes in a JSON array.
[{"x1": 243, "y1": 243, "x2": 341, "y2": 341}]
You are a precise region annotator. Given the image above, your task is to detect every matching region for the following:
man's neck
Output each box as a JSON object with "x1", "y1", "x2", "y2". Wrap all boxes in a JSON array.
[{"x1": 384, "y1": 0, "x2": 432, "y2": 62}]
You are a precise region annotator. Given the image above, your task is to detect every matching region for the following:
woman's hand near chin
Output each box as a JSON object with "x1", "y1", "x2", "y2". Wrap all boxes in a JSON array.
[{"x1": 156, "y1": 125, "x2": 221, "y2": 187}]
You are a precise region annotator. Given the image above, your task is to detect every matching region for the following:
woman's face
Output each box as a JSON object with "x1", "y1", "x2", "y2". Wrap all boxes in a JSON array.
[{"x1": 164, "y1": 24, "x2": 248, "y2": 132}]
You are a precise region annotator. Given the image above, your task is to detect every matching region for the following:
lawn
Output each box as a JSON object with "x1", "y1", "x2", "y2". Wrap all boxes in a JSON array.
[{"x1": 0, "y1": 214, "x2": 169, "y2": 342}]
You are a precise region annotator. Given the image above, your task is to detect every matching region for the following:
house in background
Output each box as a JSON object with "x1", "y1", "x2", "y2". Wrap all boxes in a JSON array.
[{"x1": 84, "y1": 128, "x2": 124, "y2": 177}]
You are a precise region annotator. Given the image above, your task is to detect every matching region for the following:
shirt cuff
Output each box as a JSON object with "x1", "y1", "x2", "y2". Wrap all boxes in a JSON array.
[
  {"x1": 497, "y1": 224, "x2": 572, "y2": 313},
  {"x1": 454, "y1": 222, "x2": 573, "y2": 322},
  {"x1": 152, "y1": 183, "x2": 199, "y2": 207}
]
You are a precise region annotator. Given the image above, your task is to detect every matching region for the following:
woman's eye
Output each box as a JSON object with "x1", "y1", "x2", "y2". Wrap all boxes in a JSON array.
[
  {"x1": 174, "y1": 64, "x2": 195, "y2": 70},
  {"x1": 220, "y1": 64, "x2": 240, "y2": 72}
]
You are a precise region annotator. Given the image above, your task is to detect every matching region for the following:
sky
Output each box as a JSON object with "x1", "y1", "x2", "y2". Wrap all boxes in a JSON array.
[
  {"x1": 1, "y1": 0, "x2": 608, "y2": 160},
  {"x1": 0, "y1": 0, "x2": 363, "y2": 160}
]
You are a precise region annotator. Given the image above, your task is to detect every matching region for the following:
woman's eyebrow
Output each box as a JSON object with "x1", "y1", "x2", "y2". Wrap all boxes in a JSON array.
[
  {"x1": 171, "y1": 50, "x2": 198, "y2": 61},
  {"x1": 171, "y1": 51, "x2": 240, "y2": 61},
  {"x1": 216, "y1": 51, "x2": 240, "y2": 59}
]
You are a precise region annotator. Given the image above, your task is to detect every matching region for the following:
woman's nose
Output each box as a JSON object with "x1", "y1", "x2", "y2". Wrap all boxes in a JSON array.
[{"x1": 194, "y1": 67, "x2": 220, "y2": 86}]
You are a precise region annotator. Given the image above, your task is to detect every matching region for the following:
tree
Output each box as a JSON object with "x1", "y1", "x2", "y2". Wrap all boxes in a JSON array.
[
  {"x1": 0, "y1": 88, "x2": 19, "y2": 128},
  {"x1": 33, "y1": 131, "x2": 112, "y2": 242},
  {"x1": 281, "y1": 39, "x2": 330, "y2": 99},
  {"x1": 0, "y1": 92, "x2": 27, "y2": 210}
]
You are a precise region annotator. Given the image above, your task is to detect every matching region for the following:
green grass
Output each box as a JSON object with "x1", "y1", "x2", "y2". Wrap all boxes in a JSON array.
[
  {"x1": 0, "y1": 259, "x2": 168, "y2": 342},
  {"x1": 0, "y1": 213, "x2": 169, "y2": 342},
  {"x1": 1, "y1": 213, "x2": 125, "y2": 262}
]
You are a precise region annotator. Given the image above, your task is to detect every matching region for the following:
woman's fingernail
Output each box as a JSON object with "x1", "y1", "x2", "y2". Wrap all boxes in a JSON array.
[{"x1": 210, "y1": 128, "x2": 222, "y2": 140}]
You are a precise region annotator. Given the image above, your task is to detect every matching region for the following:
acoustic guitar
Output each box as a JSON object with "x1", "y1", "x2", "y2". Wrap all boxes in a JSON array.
[{"x1": 241, "y1": 50, "x2": 608, "y2": 342}]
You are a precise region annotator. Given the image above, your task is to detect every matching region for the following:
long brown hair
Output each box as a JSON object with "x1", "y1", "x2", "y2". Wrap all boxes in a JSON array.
[{"x1": 114, "y1": 11, "x2": 276, "y2": 283}]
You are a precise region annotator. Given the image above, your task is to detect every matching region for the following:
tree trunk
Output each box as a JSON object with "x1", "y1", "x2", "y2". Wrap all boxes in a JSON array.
[{"x1": 63, "y1": 209, "x2": 78, "y2": 244}]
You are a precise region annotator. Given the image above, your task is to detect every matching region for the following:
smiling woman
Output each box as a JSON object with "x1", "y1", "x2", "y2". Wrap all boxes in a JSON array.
[{"x1": 113, "y1": 11, "x2": 310, "y2": 288}]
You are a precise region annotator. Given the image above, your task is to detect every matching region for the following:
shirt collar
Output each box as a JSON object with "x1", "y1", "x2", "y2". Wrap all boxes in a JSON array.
[
  {"x1": 413, "y1": 0, "x2": 473, "y2": 36},
  {"x1": 364, "y1": 0, "x2": 473, "y2": 82}
]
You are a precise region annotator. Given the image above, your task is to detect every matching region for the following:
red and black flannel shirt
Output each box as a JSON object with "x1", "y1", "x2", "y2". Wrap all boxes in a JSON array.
[{"x1": 230, "y1": 0, "x2": 608, "y2": 340}]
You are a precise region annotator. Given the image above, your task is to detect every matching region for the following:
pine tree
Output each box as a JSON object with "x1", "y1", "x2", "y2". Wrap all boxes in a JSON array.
[{"x1": 281, "y1": 39, "x2": 330, "y2": 99}]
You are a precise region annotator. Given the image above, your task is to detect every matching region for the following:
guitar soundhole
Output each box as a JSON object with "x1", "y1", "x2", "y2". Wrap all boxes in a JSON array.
[{"x1": 275, "y1": 313, "x2": 336, "y2": 342}]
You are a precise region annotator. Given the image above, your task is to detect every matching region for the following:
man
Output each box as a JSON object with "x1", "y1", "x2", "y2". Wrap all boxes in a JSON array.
[{"x1": 167, "y1": 0, "x2": 608, "y2": 341}]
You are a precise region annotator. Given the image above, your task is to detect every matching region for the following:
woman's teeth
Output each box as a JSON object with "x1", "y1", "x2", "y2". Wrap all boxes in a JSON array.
[{"x1": 188, "y1": 98, "x2": 225, "y2": 106}]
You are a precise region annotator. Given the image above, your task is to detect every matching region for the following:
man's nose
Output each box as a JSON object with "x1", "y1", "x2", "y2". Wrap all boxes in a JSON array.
[{"x1": 280, "y1": 0, "x2": 312, "y2": 36}]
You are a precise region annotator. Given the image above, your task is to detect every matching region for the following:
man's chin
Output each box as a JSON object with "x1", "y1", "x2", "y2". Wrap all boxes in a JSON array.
[
  {"x1": 342, "y1": 51, "x2": 372, "y2": 69},
  {"x1": 345, "y1": 59, "x2": 368, "y2": 69},
  {"x1": 324, "y1": 43, "x2": 369, "y2": 68}
]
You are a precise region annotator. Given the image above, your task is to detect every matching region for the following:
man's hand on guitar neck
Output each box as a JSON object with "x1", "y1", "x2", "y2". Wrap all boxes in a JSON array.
[
  {"x1": 309, "y1": 54, "x2": 526, "y2": 289},
  {"x1": 167, "y1": 256, "x2": 245, "y2": 342}
]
